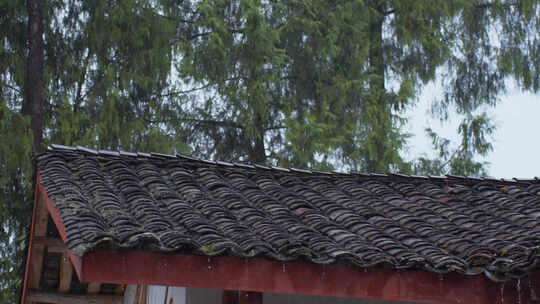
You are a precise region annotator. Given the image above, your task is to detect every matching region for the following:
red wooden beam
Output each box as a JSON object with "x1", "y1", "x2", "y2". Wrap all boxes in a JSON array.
[
  {"x1": 76, "y1": 248, "x2": 540, "y2": 304},
  {"x1": 35, "y1": 170, "x2": 540, "y2": 304},
  {"x1": 36, "y1": 173, "x2": 83, "y2": 278}
]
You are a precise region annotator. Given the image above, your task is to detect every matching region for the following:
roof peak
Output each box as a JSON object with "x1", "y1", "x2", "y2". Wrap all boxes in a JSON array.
[{"x1": 45, "y1": 144, "x2": 539, "y2": 185}]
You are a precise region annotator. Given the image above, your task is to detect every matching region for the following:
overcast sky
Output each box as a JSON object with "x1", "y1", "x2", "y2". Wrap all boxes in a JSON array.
[{"x1": 407, "y1": 82, "x2": 540, "y2": 179}]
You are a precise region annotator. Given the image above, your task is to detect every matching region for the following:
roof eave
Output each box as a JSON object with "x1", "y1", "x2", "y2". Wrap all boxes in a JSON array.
[{"x1": 31, "y1": 170, "x2": 540, "y2": 304}]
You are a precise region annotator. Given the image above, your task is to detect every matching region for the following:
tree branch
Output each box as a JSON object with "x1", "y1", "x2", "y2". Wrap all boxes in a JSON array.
[
  {"x1": 265, "y1": 125, "x2": 285, "y2": 131},
  {"x1": 143, "y1": 7, "x2": 198, "y2": 24},
  {"x1": 474, "y1": 1, "x2": 518, "y2": 9},
  {"x1": 154, "y1": 84, "x2": 217, "y2": 98},
  {"x1": 152, "y1": 77, "x2": 241, "y2": 98},
  {"x1": 168, "y1": 32, "x2": 213, "y2": 45},
  {"x1": 143, "y1": 116, "x2": 245, "y2": 129},
  {"x1": 189, "y1": 119, "x2": 245, "y2": 129},
  {"x1": 170, "y1": 27, "x2": 243, "y2": 45},
  {"x1": 3, "y1": 84, "x2": 22, "y2": 94}
]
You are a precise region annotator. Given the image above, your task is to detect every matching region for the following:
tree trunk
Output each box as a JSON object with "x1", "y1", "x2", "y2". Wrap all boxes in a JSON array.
[
  {"x1": 252, "y1": 112, "x2": 267, "y2": 164},
  {"x1": 366, "y1": 1, "x2": 387, "y2": 173},
  {"x1": 22, "y1": 0, "x2": 45, "y2": 154}
]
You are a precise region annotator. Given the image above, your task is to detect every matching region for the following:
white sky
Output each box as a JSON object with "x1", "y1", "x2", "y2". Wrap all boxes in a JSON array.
[{"x1": 406, "y1": 83, "x2": 540, "y2": 179}]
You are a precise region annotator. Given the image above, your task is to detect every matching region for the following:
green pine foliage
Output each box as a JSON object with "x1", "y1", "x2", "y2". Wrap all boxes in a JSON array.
[
  {"x1": 0, "y1": 103, "x2": 33, "y2": 303},
  {"x1": 0, "y1": 0, "x2": 539, "y2": 302},
  {"x1": 173, "y1": 0, "x2": 539, "y2": 174},
  {"x1": 0, "y1": 0, "x2": 32, "y2": 299}
]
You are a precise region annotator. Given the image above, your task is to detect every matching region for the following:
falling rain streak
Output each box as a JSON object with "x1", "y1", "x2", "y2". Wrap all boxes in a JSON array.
[{"x1": 517, "y1": 278, "x2": 521, "y2": 304}]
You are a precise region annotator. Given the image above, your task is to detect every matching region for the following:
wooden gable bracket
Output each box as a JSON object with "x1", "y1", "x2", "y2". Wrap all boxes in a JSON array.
[
  {"x1": 21, "y1": 174, "x2": 123, "y2": 304},
  {"x1": 27, "y1": 172, "x2": 540, "y2": 304}
]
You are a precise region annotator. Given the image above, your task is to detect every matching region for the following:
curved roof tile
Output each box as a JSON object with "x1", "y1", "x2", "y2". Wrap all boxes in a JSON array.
[{"x1": 37, "y1": 145, "x2": 540, "y2": 281}]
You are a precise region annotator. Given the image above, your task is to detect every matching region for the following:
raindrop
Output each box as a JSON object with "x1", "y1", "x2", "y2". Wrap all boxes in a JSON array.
[
  {"x1": 207, "y1": 257, "x2": 212, "y2": 270},
  {"x1": 281, "y1": 263, "x2": 286, "y2": 273},
  {"x1": 439, "y1": 274, "x2": 444, "y2": 281},
  {"x1": 517, "y1": 278, "x2": 522, "y2": 304},
  {"x1": 364, "y1": 268, "x2": 367, "y2": 273},
  {"x1": 321, "y1": 265, "x2": 326, "y2": 280},
  {"x1": 500, "y1": 282, "x2": 505, "y2": 304}
]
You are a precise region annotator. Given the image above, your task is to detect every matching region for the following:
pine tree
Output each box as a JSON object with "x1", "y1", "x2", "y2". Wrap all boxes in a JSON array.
[
  {"x1": 0, "y1": 1, "x2": 186, "y2": 301},
  {"x1": 172, "y1": 0, "x2": 539, "y2": 174},
  {"x1": 45, "y1": 0, "x2": 185, "y2": 153},
  {"x1": 173, "y1": 0, "x2": 288, "y2": 163},
  {"x1": 0, "y1": 0, "x2": 36, "y2": 300},
  {"x1": 0, "y1": 0, "x2": 539, "y2": 301}
]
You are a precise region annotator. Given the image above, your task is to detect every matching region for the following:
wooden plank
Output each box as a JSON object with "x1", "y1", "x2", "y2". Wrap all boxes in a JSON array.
[
  {"x1": 27, "y1": 289, "x2": 122, "y2": 304},
  {"x1": 34, "y1": 236, "x2": 65, "y2": 253},
  {"x1": 58, "y1": 251, "x2": 74, "y2": 293},
  {"x1": 87, "y1": 282, "x2": 101, "y2": 294},
  {"x1": 80, "y1": 248, "x2": 540, "y2": 304},
  {"x1": 25, "y1": 191, "x2": 49, "y2": 304},
  {"x1": 29, "y1": 195, "x2": 48, "y2": 286},
  {"x1": 223, "y1": 291, "x2": 262, "y2": 304},
  {"x1": 136, "y1": 285, "x2": 148, "y2": 304}
]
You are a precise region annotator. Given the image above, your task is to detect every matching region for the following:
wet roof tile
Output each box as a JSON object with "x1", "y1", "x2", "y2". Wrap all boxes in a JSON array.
[{"x1": 36, "y1": 145, "x2": 540, "y2": 281}]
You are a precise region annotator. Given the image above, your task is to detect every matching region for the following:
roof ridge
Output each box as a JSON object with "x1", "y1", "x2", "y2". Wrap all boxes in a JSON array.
[{"x1": 46, "y1": 144, "x2": 538, "y2": 185}]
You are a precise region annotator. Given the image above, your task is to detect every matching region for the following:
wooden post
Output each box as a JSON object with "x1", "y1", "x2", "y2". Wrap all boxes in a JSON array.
[
  {"x1": 25, "y1": 195, "x2": 48, "y2": 303},
  {"x1": 58, "y1": 251, "x2": 74, "y2": 293},
  {"x1": 222, "y1": 290, "x2": 262, "y2": 304},
  {"x1": 136, "y1": 285, "x2": 148, "y2": 304},
  {"x1": 87, "y1": 282, "x2": 101, "y2": 294}
]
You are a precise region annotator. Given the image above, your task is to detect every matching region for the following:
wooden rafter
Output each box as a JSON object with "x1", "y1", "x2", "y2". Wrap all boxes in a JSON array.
[{"x1": 36, "y1": 173, "x2": 83, "y2": 279}]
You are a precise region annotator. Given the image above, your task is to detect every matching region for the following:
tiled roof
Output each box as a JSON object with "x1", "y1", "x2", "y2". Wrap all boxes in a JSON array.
[{"x1": 36, "y1": 145, "x2": 540, "y2": 281}]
